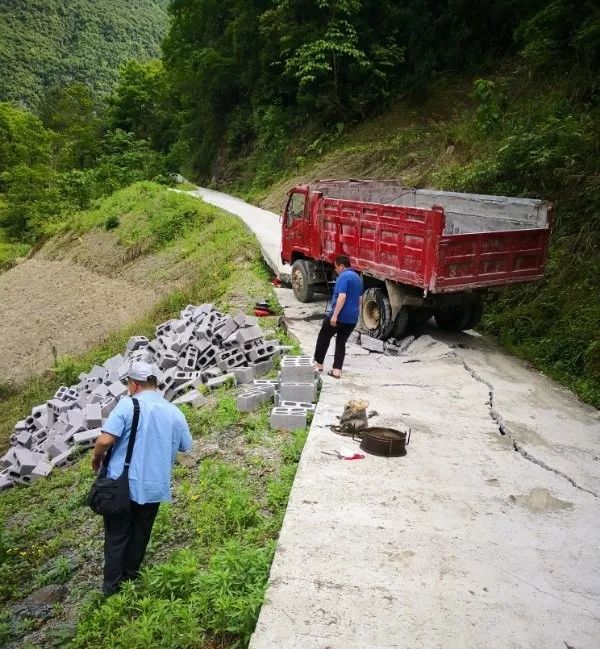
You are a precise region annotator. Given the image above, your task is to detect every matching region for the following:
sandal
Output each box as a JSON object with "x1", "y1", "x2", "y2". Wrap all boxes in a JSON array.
[{"x1": 327, "y1": 370, "x2": 341, "y2": 379}]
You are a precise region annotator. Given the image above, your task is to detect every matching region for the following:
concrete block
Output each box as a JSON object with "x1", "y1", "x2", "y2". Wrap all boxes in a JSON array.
[
  {"x1": 233, "y1": 310, "x2": 247, "y2": 326},
  {"x1": 214, "y1": 316, "x2": 238, "y2": 342},
  {"x1": 232, "y1": 366, "x2": 255, "y2": 384},
  {"x1": 50, "y1": 448, "x2": 77, "y2": 468},
  {"x1": 13, "y1": 448, "x2": 45, "y2": 476},
  {"x1": 67, "y1": 407, "x2": 84, "y2": 429},
  {"x1": 237, "y1": 390, "x2": 269, "y2": 412},
  {"x1": 14, "y1": 419, "x2": 28, "y2": 432},
  {"x1": 280, "y1": 356, "x2": 316, "y2": 382},
  {"x1": 269, "y1": 407, "x2": 307, "y2": 431},
  {"x1": 156, "y1": 348, "x2": 179, "y2": 370},
  {"x1": 84, "y1": 404, "x2": 102, "y2": 429},
  {"x1": 48, "y1": 440, "x2": 70, "y2": 460},
  {"x1": 30, "y1": 461, "x2": 53, "y2": 481},
  {"x1": 47, "y1": 398, "x2": 72, "y2": 414},
  {"x1": 279, "y1": 381, "x2": 318, "y2": 403},
  {"x1": 73, "y1": 428, "x2": 101, "y2": 448},
  {"x1": 197, "y1": 344, "x2": 219, "y2": 369},
  {"x1": 250, "y1": 358, "x2": 274, "y2": 377},
  {"x1": 100, "y1": 396, "x2": 117, "y2": 418},
  {"x1": 247, "y1": 342, "x2": 278, "y2": 362},
  {"x1": 252, "y1": 379, "x2": 278, "y2": 399},
  {"x1": 216, "y1": 349, "x2": 247, "y2": 372},
  {"x1": 237, "y1": 324, "x2": 263, "y2": 344},
  {"x1": 108, "y1": 382, "x2": 128, "y2": 399},
  {"x1": 279, "y1": 400, "x2": 317, "y2": 412},
  {"x1": 103, "y1": 354, "x2": 124, "y2": 373},
  {"x1": 203, "y1": 367, "x2": 223, "y2": 379},
  {"x1": 361, "y1": 335, "x2": 385, "y2": 353},
  {"x1": 206, "y1": 374, "x2": 235, "y2": 390},
  {"x1": 0, "y1": 473, "x2": 15, "y2": 491},
  {"x1": 172, "y1": 390, "x2": 208, "y2": 408},
  {"x1": 90, "y1": 383, "x2": 110, "y2": 403},
  {"x1": 178, "y1": 346, "x2": 199, "y2": 371},
  {"x1": 88, "y1": 364, "x2": 106, "y2": 379},
  {"x1": 16, "y1": 430, "x2": 33, "y2": 448},
  {"x1": 348, "y1": 330, "x2": 361, "y2": 345},
  {"x1": 54, "y1": 386, "x2": 79, "y2": 402},
  {"x1": 32, "y1": 428, "x2": 49, "y2": 444},
  {"x1": 126, "y1": 336, "x2": 149, "y2": 354}
]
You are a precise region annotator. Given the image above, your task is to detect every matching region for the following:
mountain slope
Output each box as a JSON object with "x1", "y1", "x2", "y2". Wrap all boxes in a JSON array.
[{"x1": 0, "y1": 0, "x2": 169, "y2": 108}]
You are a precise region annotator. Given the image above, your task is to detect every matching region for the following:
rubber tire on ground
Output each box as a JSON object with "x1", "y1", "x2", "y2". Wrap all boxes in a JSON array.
[
  {"x1": 463, "y1": 301, "x2": 484, "y2": 330},
  {"x1": 433, "y1": 304, "x2": 472, "y2": 332},
  {"x1": 391, "y1": 307, "x2": 410, "y2": 338},
  {"x1": 291, "y1": 260, "x2": 314, "y2": 303},
  {"x1": 408, "y1": 308, "x2": 433, "y2": 327},
  {"x1": 361, "y1": 287, "x2": 394, "y2": 340}
]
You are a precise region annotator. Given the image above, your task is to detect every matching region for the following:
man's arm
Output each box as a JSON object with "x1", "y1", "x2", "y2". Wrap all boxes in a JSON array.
[
  {"x1": 91, "y1": 432, "x2": 118, "y2": 473},
  {"x1": 330, "y1": 293, "x2": 346, "y2": 326},
  {"x1": 178, "y1": 416, "x2": 193, "y2": 453}
]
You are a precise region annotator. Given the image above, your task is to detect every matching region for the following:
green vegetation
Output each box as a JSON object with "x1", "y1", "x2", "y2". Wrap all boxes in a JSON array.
[{"x1": 0, "y1": 1, "x2": 169, "y2": 109}]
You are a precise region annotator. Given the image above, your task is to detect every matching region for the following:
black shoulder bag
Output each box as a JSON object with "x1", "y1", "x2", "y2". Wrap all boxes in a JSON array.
[{"x1": 86, "y1": 397, "x2": 140, "y2": 516}]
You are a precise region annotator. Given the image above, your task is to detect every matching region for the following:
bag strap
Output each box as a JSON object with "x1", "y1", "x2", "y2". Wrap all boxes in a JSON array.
[
  {"x1": 102, "y1": 397, "x2": 140, "y2": 470},
  {"x1": 124, "y1": 397, "x2": 140, "y2": 468}
]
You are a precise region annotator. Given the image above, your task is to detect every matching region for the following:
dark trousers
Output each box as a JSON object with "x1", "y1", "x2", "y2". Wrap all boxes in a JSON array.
[
  {"x1": 314, "y1": 318, "x2": 356, "y2": 370},
  {"x1": 102, "y1": 501, "x2": 160, "y2": 595}
]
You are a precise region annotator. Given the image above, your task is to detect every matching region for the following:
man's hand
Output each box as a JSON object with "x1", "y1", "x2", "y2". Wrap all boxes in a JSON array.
[
  {"x1": 330, "y1": 316, "x2": 338, "y2": 327},
  {"x1": 92, "y1": 453, "x2": 104, "y2": 474}
]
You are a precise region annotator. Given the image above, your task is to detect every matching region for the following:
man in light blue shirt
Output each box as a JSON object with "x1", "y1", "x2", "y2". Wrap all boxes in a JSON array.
[{"x1": 91, "y1": 361, "x2": 192, "y2": 595}]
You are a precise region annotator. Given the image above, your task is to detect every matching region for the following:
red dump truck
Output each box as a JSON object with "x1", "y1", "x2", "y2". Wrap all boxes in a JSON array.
[{"x1": 281, "y1": 180, "x2": 551, "y2": 339}]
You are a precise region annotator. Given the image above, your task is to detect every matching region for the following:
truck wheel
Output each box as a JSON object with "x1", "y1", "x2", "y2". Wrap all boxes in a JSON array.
[
  {"x1": 434, "y1": 305, "x2": 472, "y2": 332},
  {"x1": 291, "y1": 261, "x2": 314, "y2": 303},
  {"x1": 464, "y1": 301, "x2": 484, "y2": 330},
  {"x1": 408, "y1": 308, "x2": 433, "y2": 326},
  {"x1": 392, "y1": 308, "x2": 409, "y2": 338},
  {"x1": 361, "y1": 288, "x2": 394, "y2": 340}
]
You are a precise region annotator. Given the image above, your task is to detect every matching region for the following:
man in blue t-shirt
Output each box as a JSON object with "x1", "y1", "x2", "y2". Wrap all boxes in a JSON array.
[
  {"x1": 314, "y1": 255, "x2": 363, "y2": 378},
  {"x1": 91, "y1": 361, "x2": 192, "y2": 595}
]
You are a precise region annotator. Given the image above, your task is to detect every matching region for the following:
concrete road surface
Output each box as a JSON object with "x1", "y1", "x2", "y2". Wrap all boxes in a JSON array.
[{"x1": 194, "y1": 187, "x2": 600, "y2": 649}]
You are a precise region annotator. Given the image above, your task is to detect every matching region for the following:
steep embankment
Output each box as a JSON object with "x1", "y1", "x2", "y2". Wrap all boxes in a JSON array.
[{"x1": 238, "y1": 70, "x2": 599, "y2": 407}]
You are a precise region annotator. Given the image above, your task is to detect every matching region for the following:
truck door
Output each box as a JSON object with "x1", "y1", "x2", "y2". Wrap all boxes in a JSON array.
[{"x1": 282, "y1": 190, "x2": 309, "y2": 260}]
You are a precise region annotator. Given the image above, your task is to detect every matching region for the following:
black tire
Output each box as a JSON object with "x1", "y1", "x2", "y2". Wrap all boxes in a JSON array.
[
  {"x1": 433, "y1": 304, "x2": 472, "y2": 332},
  {"x1": 361, "y1": 288, "x2": 394, "y2": 340},
  {"x1": 391, "y1": 307, "x2": 410, "y2": 338},
  {"x1": 464, "y1": 301, "x2": 484, "y2": 330},
  {"x1": 408, "y1": 308, "x2": 433, "y2": 327},
  {"x1": 291, "y1": 260, "x2": 314, "y2": 303}
]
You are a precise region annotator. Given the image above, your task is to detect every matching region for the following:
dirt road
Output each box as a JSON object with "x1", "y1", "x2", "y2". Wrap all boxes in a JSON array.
[{"x1": 0, "y1": 259, "x2": 159, "y2": 384}]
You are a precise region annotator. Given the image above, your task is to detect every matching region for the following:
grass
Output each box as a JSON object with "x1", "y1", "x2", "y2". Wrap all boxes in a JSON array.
[
  {"x1": 230, "y1": 66, "x2": 600, "y2": 407},
  {"x1": 0, "y1": 188, "x2": 308, "y2": 646},
  {"x1": 0, "y1": 225, "x2": 30, "y2": 271}
]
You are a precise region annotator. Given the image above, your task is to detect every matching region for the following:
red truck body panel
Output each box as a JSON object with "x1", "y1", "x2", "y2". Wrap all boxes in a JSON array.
[{"x1": 281, "y1": 182, "x2": 551, "y2": 294}]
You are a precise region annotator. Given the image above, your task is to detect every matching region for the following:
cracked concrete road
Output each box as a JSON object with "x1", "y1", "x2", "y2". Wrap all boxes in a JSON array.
[{"x1": 194, "y1": 187, "x2": 600, "y2": 649}]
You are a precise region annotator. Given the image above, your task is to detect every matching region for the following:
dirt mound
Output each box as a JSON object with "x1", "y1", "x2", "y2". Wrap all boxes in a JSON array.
[{"x1": 0, "y1": 259, "x2": 160, "y2": 384}]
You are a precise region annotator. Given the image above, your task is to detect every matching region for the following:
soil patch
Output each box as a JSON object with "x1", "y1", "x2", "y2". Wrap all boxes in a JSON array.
[{"x1": 0, "y1": 259, "x2": 161, "y2": 384}]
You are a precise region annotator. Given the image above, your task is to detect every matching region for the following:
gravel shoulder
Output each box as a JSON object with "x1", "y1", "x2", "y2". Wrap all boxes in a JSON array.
[{"x1": 0, "y1": 258, "x2": 160, "y2": 384}]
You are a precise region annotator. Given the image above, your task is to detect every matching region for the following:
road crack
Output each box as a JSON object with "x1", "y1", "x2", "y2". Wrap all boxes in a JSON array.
[{"x1": 458, "y1": 355, "x2": 598, "y2": 499}]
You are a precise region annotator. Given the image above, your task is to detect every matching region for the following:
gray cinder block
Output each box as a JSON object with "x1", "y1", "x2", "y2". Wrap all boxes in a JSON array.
[
  {"x1": 16, "y1": 430, "x2": 33, "y2": 448},
  {"x1": 236, "y1": 390, "x2": 269, "y2": 412},
  {"x1": 252, "y1": 379, "x2": 278, "y2": 399},
  {"x1": 84, "y1": 404, "x2": 102, "y2": 429},
  {"x1": 48, "y1": 440, "x2": 70, "y2": 460},
  {"x1": 73, "y1": 428, "x2": 101, "y2": 448},
  {"x1": 30, "y1": 461, "x2": 53, "y2": 482},
  {"x1": 100, "y1": 396, "x2": 117, "y2": 418},
  {"x1": 279, "y1": 400, "x2": 317, "y2": 412},
  {"x1": 103, "y1": 354, "x2": 124, "y2": 373},
  {"x1": 279, "y1": 381, "x2": 318, "y2": 403},
  {"x1": 172, "y1": 390, "x2": 208, "y2": 408},
  {"x1": 232, "y1": 366, "x2": 254, "y2": 384},
  {"x1": 206, "y1": 374, "x2": 235, "y2": 390},
  {"x1": 361, "y1": 335, "x2": 385, "y2": 353},
  {"x1": 13, "y1": 448, "x2": 46, "y2": 476},
  {"x1": 280, "y1": 356, "x2": 316, "y2": 382},
  {"x1": 50, "y1": 448, "x2": 77, "y2": 468},
  {"x1": 250, "y1": 358, "x2": 274, "y2": 377},
  {"x1": 270, "y1": 407, "x2": 307, "y2": 431},
  {"x1": 0, "y1": 472, "x2": 15, "y2": 491},
  {"x1": 126, "y1": 336, "x2": 149, "y2": 354},
  {"x1": 108, "y1": 382, "x2": 128, "y2": 399},
  {"x1": 247, "y1": 342, "x2": 277, "y2": 362}
]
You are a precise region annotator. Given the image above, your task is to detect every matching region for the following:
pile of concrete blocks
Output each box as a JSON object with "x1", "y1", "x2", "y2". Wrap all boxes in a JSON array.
[
  {"x1": 0, "y1": 304, "x2": 282, "y2": 491},
  {"x1": 236, "y1": 355, "x2": 320, "y2": 431}
]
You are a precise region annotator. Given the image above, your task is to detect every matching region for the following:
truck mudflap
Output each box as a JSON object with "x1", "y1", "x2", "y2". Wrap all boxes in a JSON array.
[{"x1": 432, "y1": 228, "x2": 550, "y2": 292}]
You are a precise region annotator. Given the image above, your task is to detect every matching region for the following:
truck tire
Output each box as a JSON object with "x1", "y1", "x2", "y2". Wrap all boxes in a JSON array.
[
  {"x1": 291, "y1": 260, "x2": 314, "y2": 303},
  {"x1": 392, "y1": 307, "x2": 410, "y2": 338},
  {"x1": 434, "y1": 305, "x2": 472, "y2": 332},
  {"x1": 464, "y1": 301, "x2": 484, "y2": 330},
  {"x1": 408, "y1": 308, "x2": 433, "y2": 327},
  {"x1": 361, "y1": 288, "x2": 394, "y2": 340}
]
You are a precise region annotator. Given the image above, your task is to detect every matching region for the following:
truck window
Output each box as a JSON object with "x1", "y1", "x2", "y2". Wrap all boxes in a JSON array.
[{"x1": 286, "y1": 192, "x2": 306, "y2": 227}]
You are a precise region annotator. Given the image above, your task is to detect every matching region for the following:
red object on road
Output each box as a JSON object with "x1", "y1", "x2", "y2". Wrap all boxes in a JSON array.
[
  {"x1": 280, "y1": 179, "x2": 552, "y2": 337},
  {"x1": 254, "y1": 308, "x2": 271, "y2": 317}
]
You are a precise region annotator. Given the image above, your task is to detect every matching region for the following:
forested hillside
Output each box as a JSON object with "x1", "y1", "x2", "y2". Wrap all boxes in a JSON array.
[
  {"x1": 0, "y1": 0, "x2": 598, "y2": 407},
  {"x1": 0, "y1": 0, "x2": 169, "y2": 108}
]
